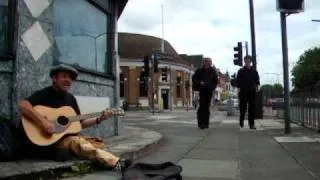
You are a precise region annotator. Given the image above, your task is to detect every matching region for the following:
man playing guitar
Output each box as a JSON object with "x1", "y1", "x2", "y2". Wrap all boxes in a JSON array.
[{"x1": 18, "y1": 64, "x2": 130, "y2": 173}]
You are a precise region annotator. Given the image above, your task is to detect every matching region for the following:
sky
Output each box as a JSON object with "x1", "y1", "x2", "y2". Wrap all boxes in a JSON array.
[{"x1": 118, "y1": 0, "x2": 320, "y2": 87}]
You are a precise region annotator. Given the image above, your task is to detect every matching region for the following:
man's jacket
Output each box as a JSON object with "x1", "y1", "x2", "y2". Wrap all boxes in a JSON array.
[
  {"x1": 192, "y1": 67, "x2": 218, "y2": 92},
  {"x1": 236, "y1": 66, "x2": 260, "y2": 92}
]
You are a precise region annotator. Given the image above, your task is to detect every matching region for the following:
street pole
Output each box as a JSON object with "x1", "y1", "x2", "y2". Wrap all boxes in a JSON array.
[
  {"x1": 151, "y1": 54, "x2": 155, "y2": 115},
  {"x1": 280, "y1": 12, "x2": 291, "y2": 134},
  {"x1": 189, "y1": 64, "x2": 193, "y2": 111},
  {"x1": 161, "y1": 5, "x2": 165, "y2": 52},
  {"x1": 245, "y1": 41, "x2": 249, "y2": 56},
  {"x1": 170, "y1": 66, "x2": 173, "y2": 111},
  {"x1": 249, "y1": 0, "x2": 257, "y2": 70}
]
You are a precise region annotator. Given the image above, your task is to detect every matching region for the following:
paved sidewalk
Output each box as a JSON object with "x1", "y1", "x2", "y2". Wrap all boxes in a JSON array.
[
  {"x1": 63, "y1": 110, "x2": 320, "y2": 179},
  {"x1": 135, "y1": 112, "x2": 320, "y2": 180}
]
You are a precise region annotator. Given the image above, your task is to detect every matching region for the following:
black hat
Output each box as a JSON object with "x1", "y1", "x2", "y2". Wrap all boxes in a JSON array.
[{"x1": 50, "y1": 64, "x2": 78, "y2": 80}]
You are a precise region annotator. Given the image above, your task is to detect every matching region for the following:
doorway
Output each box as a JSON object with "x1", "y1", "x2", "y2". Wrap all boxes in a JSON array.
[{"x1": 161, "y1": 89, "x2": 169, "y2": 110}]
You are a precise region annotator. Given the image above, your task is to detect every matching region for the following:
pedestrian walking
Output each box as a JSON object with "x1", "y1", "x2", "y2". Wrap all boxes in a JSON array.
[
  {"x1": 192, "y1": 58, "x2": 218, "y2": 129},
  {"x1": 236, "y1": 55, "x2": 260, "y2": 129}
]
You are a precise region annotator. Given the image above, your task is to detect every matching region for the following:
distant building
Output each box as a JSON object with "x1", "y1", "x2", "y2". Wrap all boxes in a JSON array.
[
  {"x1": 118, "y1": 32, "x2": 202, "y2": 110},
  {"x1": 215, "y1": 70, "x2": 233, "y2": 102}
]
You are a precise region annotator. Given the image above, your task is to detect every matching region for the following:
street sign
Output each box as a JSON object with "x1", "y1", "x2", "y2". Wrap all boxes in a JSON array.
[{"x1": 153, "y1": 51, "x2": 174, "y2": 60}]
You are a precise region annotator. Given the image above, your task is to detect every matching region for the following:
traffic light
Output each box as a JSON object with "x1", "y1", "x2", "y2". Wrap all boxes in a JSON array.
[
  {"x1": 143, "y1": 56, "x2": 150, "y2": 76},
  {"x1": 277, "y1": 0, "x2": 304, "y2": 13},
  {"x1": 233, "y1": 42, "x2": 243, "y2": 66},
  {"x1": 230, "y1": 73, "x2": 237, "y2": 87}
]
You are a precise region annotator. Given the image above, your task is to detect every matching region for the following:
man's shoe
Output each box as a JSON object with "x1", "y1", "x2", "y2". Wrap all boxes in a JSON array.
[
  {"x1": 249, "y1": 126, "x2": 256, "y2": 129},
  {"x1": 239, "y1": 121, "x2": 244, "y2": 128}
]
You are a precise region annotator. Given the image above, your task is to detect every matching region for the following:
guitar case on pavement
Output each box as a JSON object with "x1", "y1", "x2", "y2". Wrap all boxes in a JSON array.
[{"x1": 122, "y1": 161, "x2": 183, "y2": 180}]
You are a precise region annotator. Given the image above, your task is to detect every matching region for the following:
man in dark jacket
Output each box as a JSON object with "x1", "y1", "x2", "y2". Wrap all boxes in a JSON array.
[
  {"x1": 236, "y1": 55, "x2": 260, "y2": 129},
  {"x1": 192, "y1": 58, "x2": 218, "y2": 129}
]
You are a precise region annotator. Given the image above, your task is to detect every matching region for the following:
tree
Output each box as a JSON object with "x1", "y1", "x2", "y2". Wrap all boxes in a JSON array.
[
  {"x1": 292, "y1": 46, "x2": 320, "y2": 90},
  {"x1": 261, "y1": 84, "x2": 283, "y2": 98},
  {"x1": 272, "y1": 84, "x2": 284, "y2": 97},
  {"x1": 261, "y1": 84, "x2": 273, "y2": 97}
]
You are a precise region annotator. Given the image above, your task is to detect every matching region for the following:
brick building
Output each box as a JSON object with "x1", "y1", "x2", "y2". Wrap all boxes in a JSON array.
[
  {"x1": 214, "y1": 70, "x2": 232, "y2": 102},
  {"x1": 118, "y1": 33, "x2": 202, "y2": 110}
]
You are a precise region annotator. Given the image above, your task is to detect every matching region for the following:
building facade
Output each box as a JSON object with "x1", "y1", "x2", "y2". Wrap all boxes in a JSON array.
[
  {"x1": 118, "y1": 33, "x2": 202, "y2": 111},
  {"x1": 0, "y1": 0, "x2": 128, "y2": 138}
]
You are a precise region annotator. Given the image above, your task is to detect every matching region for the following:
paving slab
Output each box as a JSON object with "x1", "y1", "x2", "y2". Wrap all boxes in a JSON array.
[
  {"x1": 239, "y1": 130, "x2": 315, "y2": 180},
  {"x1": 280, "y1": 142, "x2": 320, "y2": 179},
  {"x1": 274, "y1": 136, "x2": 317, "y2": 143},
  {"x1": 185, "y1": 148, "x2": 238, "y2": 161},
  {"x1": 178, "y1": 159, "x2": 238, "y2": 179}
]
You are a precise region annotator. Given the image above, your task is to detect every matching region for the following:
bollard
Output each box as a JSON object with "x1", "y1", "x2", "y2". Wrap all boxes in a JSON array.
[{"x1": 227, "y1": 98, "x2": 234, "y2": 116}]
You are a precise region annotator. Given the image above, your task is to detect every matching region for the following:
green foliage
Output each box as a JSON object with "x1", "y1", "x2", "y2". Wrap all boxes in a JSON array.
[
  {"x1": 272, "y1": 84, "x2": 284, "y2": 97},
  {"x1": 261, "y1": 84, "x2": 283, "y2": 98},
  {"x1": 292, "y1": 46, "x2": 320, "y2": 90},
  {"x1": 71, "y1": 162, "x2": 94, "y2": 174},
  {"x1": 220, "y1": 91, "x2": 229, "y2": 101}
]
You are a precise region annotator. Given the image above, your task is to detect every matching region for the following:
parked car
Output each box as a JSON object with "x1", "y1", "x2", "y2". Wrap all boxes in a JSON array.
[
  {"x1": 221, "y1": 98, "x2": 238, "y2": 108},
  {"x1": 268, "y1": 98, "x2": 284, "y2": 109}
]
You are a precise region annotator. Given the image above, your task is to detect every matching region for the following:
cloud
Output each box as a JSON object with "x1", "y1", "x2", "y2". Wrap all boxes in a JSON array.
[{"x1": 118, "y1": 0, "x2": 320, "y2": 87}]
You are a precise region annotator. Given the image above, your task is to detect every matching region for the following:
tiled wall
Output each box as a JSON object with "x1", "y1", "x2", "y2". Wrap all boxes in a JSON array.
[{"x1": 0, "y1": 0, "x2": 117, "y2": 138}]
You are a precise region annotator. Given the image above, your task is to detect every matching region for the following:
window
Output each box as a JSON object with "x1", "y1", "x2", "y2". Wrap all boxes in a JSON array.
[
  {"x1": 53, "y1": 0, "x2": 112, "y2": 74},
  {"x1": 139, "y1": 72, "x2": 148, "y2": 97},
  {"x1": 176, "y1": 77, "x2": 182, "y2": 98},
  {"x1": 185, "y1": 80, "x2": 190, "y2": 90},
  {"x1": 120, "y1": 73, "x2": 124, "y2": 97},
  {"x1": 0, "y1": 0, "x2": 15, "y2": 59},
  {"x1": 161, "y1": 68, "x2": 168, "y2": 82}
]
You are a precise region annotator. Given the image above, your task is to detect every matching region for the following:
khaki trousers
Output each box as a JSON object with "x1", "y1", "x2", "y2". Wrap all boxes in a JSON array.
[{"x1": 56, "y1": 135, "x2": 119, "y2": 167}]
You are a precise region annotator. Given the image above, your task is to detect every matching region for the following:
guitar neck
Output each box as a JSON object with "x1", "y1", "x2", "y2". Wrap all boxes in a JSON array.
[
  {"x1": 68, "y1": 109, "x2": 124, "y2": 123},
  {"x1": 69, "y1": 112, "x2": 101, "y2": 122}
]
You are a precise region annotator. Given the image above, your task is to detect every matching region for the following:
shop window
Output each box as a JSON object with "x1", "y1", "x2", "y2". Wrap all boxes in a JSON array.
[
  {"x1": 0, "y1": 0, "x2": 16, "y2": 59},
  {"x1": 53, "y1": 0, "x2": 112, "y2": 74},
  {"x1": 176, "y1": 76, "x2": 182, "y2": 98}
]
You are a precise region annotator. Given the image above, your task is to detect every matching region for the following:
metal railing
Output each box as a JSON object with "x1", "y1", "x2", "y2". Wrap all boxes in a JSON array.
[{"x1": 290, "y1": 85, "x2": 320, "y2": 131}]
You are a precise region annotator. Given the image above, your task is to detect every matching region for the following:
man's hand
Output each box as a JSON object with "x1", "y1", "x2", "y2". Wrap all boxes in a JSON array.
[
  {"x1": 200, "y1": 81, "x2": 204, "y2": 85},
  {"x1": 256, "y1": 85, "x2": 260, "y2": 92},
  {"x1": 97, "y1": 109, "x2": 113, "y2": 123},
  {"x1": 41, "y1": 117, "x2": 55, "y2": 135}
]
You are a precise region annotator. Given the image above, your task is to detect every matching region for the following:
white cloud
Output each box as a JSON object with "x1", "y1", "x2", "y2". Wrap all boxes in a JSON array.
[{"x1": 118, "y1": 0, "x2": 320, "y2": 87}]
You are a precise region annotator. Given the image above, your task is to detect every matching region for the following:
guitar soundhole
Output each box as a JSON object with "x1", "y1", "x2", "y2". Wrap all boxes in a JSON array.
[{"x1": 57, "y1": 116, "x2": 69, "y2": 126}]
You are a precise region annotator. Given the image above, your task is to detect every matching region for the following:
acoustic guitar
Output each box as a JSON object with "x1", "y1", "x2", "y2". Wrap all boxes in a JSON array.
[{"x1": 21, "y1": 105, "x2": 125, "y2": 146}]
